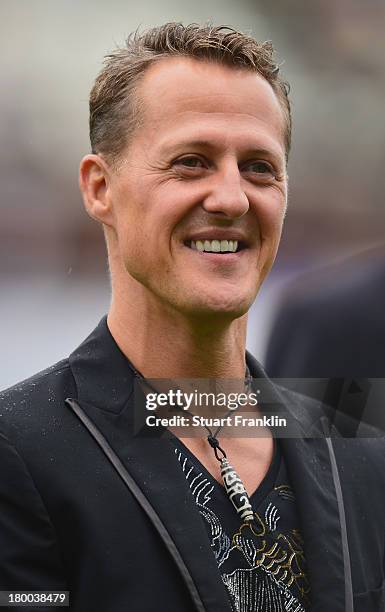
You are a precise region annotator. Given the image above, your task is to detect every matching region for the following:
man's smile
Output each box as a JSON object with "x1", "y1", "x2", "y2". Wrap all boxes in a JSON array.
[
  {"x1": 181, "y1": 239, "x2": 252, "y2": 266},
  {"x1": 182, "y1": 228, "x2": 252, "y2": 258},
  {"x1": 190, "y1": 239, "x2": 239, "y2": 253}
]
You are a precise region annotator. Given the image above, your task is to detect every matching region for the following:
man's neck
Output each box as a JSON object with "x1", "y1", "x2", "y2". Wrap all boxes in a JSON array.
[{"x1": 107, "y1": 291, "x2": 248, "y2": 380}]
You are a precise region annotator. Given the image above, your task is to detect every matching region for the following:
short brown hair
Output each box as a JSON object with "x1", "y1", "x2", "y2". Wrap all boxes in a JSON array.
[{"x1": 89, "y1": 23, "x2": 291, "y2": 165}]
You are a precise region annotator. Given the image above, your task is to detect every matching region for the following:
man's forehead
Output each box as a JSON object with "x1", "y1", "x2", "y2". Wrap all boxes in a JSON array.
[
  {"x1": 135, "y1": 57, "x2": 286, "y2": 151},
  {"x1": 139, "y1": 57, "x2": 281, "y2": 113}
]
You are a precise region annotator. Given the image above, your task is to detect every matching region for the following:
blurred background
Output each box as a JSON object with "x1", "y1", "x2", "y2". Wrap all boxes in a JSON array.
[{"x1": 1, "y1": 0, "x2": 385, "y2": 388}]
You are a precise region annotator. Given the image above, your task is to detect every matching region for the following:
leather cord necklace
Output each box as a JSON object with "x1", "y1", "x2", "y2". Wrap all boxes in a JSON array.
[{"x1": 139, "y1": 366, "x2": 256, "y2": 524}]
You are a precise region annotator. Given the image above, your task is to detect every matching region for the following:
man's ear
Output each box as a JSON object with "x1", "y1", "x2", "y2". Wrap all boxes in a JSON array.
[{"x1": 79, "y1": 154, "x2": 114, "y2": 227}]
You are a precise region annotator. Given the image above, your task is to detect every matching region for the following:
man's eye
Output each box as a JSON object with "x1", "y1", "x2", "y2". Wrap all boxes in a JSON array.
[
  {"x1": 173, "y1": 157, "x2": 205, "y2": 169},
  {"x1": 244, "y1": 161, "x2": 274, "y2": 175}
]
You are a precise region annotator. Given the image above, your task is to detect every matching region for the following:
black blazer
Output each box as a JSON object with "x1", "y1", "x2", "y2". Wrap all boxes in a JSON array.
[{"x1": 1, "y1": 318, "x2": 384, "y2": 611}]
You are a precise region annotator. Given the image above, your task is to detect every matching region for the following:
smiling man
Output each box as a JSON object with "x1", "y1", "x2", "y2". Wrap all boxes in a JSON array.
[
  {"x1": 83, "y1": 49, "x2": 287, "y2": 356},
  {"x1": 1, "y1": 23, "x2": 385, "y2": 612}
]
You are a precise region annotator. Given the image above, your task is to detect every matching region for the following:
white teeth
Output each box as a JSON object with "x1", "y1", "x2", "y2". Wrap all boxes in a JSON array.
[
  {"x1": 190, "y1": 239, "x2": 239, "y2": 253},
  {"x1": 204, "y1": 240, "x2": 212, "y2": 251}
]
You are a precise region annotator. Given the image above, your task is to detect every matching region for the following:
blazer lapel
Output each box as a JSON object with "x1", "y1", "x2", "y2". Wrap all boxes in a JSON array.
[
  {"x1": 68, "y1": 318, "x2": 233, "y2": 612},
  {"x1": 280, "y1": 437, "x2": 348, "y2": 612},
  {"x1": 246, "y1": 353, "x2": 350, "y2": 611}
]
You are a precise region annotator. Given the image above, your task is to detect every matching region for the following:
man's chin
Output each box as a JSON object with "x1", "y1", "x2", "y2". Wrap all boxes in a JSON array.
[{"x1": 176, "y1": 291, "x2": 253, "y2": 322}]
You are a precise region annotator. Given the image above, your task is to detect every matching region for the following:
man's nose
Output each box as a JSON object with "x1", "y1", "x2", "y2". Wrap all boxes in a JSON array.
[{"x1": 202, "y1": 164, "x2": 249, "y2": 219}]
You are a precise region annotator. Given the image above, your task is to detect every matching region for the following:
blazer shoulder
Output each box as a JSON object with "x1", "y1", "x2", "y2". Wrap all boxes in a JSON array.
[
  {"x1": 333, "y1": 436, "x2": 385, "y2": 475},
  {"x1": 0, "y1": 359, "x2": 75, "y2": 440}
]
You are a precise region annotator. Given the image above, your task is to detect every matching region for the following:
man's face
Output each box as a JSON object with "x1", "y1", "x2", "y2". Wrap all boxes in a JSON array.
[{"x1": 107, "y1": 57, "x2": 287, "y2": 320}]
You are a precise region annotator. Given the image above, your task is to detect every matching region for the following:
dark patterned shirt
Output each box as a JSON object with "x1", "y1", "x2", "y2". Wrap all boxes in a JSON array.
[{"x1": 171, "y1": 438, "x2": 311, "y2": 612}]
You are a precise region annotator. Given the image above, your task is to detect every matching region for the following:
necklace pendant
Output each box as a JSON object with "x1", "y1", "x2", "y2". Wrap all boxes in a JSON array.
[{"x1": 220, "y1": 458, "x2": 254, "y2": 522}]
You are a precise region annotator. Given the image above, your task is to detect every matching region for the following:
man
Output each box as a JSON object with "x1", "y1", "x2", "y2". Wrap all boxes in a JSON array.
[
  {"x1": 265, "y1": 249, "x2": 385, "y2": 433},
  {"x1": 265, "y1": 247, "x2": 385, "y2": 379},
  {"x1": 0, "y1": 23, "x2": 384, "y2": 612}
]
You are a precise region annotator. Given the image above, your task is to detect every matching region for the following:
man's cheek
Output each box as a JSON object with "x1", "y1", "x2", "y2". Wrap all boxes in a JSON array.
[
  {"x1": 258, "y1": 214, "x2": 283, "y2": 245},
  {"x1": 121, "y1": 241, "x2": 149, "y2": 276}
]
